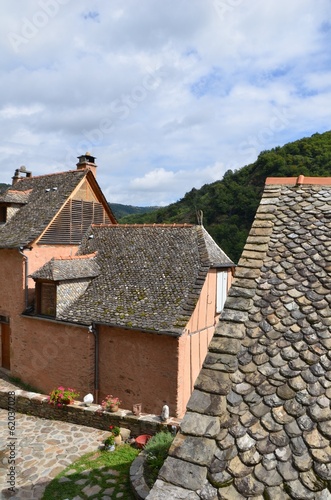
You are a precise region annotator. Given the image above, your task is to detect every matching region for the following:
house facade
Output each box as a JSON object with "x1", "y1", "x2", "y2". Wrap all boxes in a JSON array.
[
  {"x1": 0, "y1": 156, "x2": 115, "y2": 385},
  {"x1": 0, "y1": 156, "x2": 234, "y2": 418},
  {"x1": 148, "y1": 176, "x2": 331, "y2": 498}
]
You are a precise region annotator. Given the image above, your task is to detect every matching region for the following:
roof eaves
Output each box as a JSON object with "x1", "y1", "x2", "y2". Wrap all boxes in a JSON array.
[
  {"x1": 93, "y1": 320, "x2": 182, "y2": 337},
  {"x1": 54, "y1": 252, "x2": 98, "y2": 261}
]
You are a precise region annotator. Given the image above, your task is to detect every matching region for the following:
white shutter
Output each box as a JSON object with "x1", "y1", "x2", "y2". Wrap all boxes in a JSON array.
[{"x1": 216, "y1": 271, "x2": 228, "y2": 313}]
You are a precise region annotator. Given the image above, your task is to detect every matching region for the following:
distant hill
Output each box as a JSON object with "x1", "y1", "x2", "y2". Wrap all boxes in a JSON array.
[
  {"x1": 118, "y1": 131, "x2": 331, "y2": 263},
  {"x1": 109, "y1": 203, "x2": 159, "y2": 220},
  {"x1": 0, "y1": 183, "x2": 10, "y2": 193}
]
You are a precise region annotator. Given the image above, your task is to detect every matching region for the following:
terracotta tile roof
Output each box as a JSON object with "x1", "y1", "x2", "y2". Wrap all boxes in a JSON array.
[
  {"x1": 56, "y1": 224, "x2": 234, "y2": 333},
  {"x1": 30, "y1": 253, "x2": 99, "y2": 281},
  {"x1": 266, "y1": 175, "x2": 331, "y2": 185},
  {"x1": 0, "y1": 170, "x2": 87, "y2": 248},
  {"x1": 148, "y1": 178, "x2": 331, "y2": 498}
]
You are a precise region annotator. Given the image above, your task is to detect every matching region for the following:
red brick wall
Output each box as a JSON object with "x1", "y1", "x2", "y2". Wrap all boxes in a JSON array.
[
  {"x1": 0, "y1": 250, "x2": 24, "y2": 369},
  {"x1": 98, "y1": 325, "x2": 179, "y2": 417},
  {"x1": 12, "y1": 317, "x2": 94, "y2": 397},
  {"x1": 0, "y1": 249, "x2": 25, "y2": 315},
  {"x1": 0, "y1": 246, "x2": 88, "y2": 394}
]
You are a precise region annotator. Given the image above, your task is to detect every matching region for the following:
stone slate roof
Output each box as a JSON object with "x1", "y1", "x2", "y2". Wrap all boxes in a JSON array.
[
  {"x1": 0, "y1": 169, "x2": 114, "y2": 248},
  {"x1": 30, "y1": 253, "x2": 100, "y2": 281},
  {"x1": 148, "y1": 177, "x2": 331, "y2": 499},
  {"x1": 56, "y1": 224, "x2": 234, "y2": 333},
  {"x1": 0, "y1": 189, "x2": 32, "y2": 204},
  {"x1": 201, "y1": 226, "x2": 235, "y2": 268}
]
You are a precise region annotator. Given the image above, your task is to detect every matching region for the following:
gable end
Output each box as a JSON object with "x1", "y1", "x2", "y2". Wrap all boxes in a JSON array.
[{"x1": 38, "y1": 199, "x2": 112, "y2": 245}]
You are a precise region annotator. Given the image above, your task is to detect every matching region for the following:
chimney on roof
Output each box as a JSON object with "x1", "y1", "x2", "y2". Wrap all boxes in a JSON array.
[
  {"x1": 12, "y1": 166, "x2": 32, "y2": 185},
  {"x1": 76, "y1": 152, "x2": 97, "y2": 178}
]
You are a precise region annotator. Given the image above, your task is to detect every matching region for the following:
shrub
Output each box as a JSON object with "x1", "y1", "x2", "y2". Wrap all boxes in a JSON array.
[{"x1": 144, "y1": 431, "x2": 174, "y2": 488}]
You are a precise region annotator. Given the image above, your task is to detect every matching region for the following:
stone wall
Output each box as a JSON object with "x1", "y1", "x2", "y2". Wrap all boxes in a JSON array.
[{"x1": 0, "y1": 387, "x2": 180, "y2": 437}]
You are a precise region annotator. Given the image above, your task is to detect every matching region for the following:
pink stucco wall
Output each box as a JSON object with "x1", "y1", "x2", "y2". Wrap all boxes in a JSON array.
[
  {"x1": 26, "y1": 244, "x2": 79, "y2": 295},
  {"x1": 177, "y1": 267, "x2": 234, "y2": 417}
]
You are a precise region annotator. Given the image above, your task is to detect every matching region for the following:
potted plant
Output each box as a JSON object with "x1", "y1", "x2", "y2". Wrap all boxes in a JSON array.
[
  {"x1": 101, "y1": 394, "x2": 121, "y2": 412},
  {"x1": 110, "y1": 425, "x2": 122, "y2": 445},
  {"x1": 48, "y1": 386, "x2": 79, "y2": 407},
  {"x1": 104, "y1": 434, "x2": 115, "y2": 451}
]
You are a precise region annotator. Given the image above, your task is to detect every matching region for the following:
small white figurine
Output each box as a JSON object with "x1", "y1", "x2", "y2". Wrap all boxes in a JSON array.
[
  {"x1": 161, "y1": 404, "x2": 169, "y2": 421},
  {"x1": 83, "y1": 393, "x2": 94, "y2": 406}
]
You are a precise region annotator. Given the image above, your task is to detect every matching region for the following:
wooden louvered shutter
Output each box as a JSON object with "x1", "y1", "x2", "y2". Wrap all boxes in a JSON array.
[{"x1": 39, "y1": 200, "x2": 111, "y2": 245}]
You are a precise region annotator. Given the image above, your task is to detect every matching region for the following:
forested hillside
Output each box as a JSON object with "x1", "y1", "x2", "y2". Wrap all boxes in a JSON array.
[
  {"x1": 119, "y1": 131, "x2": 331, "y2": 262},
  {"x1": 109, "y1": 203, "x2": 159, "y2": 220}
]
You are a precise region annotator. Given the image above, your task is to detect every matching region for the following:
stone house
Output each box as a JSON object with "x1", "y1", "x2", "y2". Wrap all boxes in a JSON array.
[
  {"x1": 0, "y1": 156, "x2": 234, "y2": 418},
  {"x1": 148, "y1": 176, "x2": 331, "y2": 498}
]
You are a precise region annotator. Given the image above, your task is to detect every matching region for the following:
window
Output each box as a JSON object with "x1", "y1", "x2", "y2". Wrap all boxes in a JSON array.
[
  {"x1": 0, "y1": 206, "x2": 6, "y2": 224},
  {"x1": 216, "y1": 271, "x2": 228, "y2": 313},
  {"x1": 37, "y1": 282, "x2": 56, "y2": 317}
]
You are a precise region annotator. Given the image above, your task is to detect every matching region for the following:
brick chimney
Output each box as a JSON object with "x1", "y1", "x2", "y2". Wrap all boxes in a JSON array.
[
  {"x1": 12, "y1": 166, "x2": 32, "y2": 185},
  {"x1": 76, "y1": 152, "x2": 97, "y2": 177}
]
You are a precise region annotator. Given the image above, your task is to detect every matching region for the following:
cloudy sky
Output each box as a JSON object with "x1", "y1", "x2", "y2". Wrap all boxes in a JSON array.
[{"x1": 1, "y1": 1, "x2": 331, "y2": 206}]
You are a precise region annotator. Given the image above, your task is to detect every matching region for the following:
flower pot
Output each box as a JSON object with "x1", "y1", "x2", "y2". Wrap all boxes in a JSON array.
[
  {"x1": 109, "y1": 404, "x2": 119, "y2": 412},
  {"x1": 135, "y1": 435, "x2": 152, "y2": 449},
  {"x1": 132, "y1": 403, "x2": 142, "y2": 416},
  {"x1": 114, "y1": 435, "x2": 122, "y2": 446}
]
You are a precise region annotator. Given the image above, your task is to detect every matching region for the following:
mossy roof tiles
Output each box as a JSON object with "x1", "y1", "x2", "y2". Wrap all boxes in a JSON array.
[
  {"x1": 148, "y1": 178, "x2": 331, "y2": 499},
  {"x1": 56, "y1": 224, "x2": 234, "y2": 334}
]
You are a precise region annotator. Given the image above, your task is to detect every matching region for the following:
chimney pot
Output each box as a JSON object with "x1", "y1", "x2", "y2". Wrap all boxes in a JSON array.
[{"x1": 76, "y1": 152, "x2": 97, "y2": 177}]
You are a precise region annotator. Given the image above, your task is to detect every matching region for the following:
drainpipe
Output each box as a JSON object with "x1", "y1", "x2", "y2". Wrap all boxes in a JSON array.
[
  {"x1": 18, "y1": 247, "x2": 29, "y2": 311},
  {"x1": 89, "y1": 322, "x2": 99, "y2": 404}
]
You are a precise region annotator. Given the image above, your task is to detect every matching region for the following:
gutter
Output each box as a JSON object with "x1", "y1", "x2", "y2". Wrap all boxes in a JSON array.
[
  {"x1": 18, "y1": 247, "x2": 29, "y2": 311},
  {"x1": 89, "y1": 322, "x2": 99, "y2": 404}
]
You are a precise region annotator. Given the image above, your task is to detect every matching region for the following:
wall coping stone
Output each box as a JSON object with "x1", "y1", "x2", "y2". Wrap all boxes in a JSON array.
[{"x1": 0, "y1": 387, "x2": 180, "y2": 437}]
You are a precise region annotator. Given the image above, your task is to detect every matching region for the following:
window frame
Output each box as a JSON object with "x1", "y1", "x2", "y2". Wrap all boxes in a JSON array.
[
  {"x1": 36, "y1": 281, "x2": 57, "y2": 317},
  {"x1": 216, "y1": 270, "x2": 228, "y2": 313},
  {"x1": 0, "y1": 206, "x2": 7, "y2": 224}
]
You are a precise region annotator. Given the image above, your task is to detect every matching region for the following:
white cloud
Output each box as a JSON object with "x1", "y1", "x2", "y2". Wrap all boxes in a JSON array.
[{"x1": 0, "y1": 0, "x2": 330, "y2": 204}]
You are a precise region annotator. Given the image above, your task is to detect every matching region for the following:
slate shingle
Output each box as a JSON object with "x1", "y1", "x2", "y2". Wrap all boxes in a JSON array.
[
  {"x1": 30, "y1": 253, "x2": 100, "y2": 281},
  {"x1": 147, "y1": 177, "x2": 331, "y2": 499},
  {"x1": 45, "y1": 224, "x2": 234, "y2": 334},
  {"x1": 0, "y1": 169, "x2": 115, "y2": 248}
]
